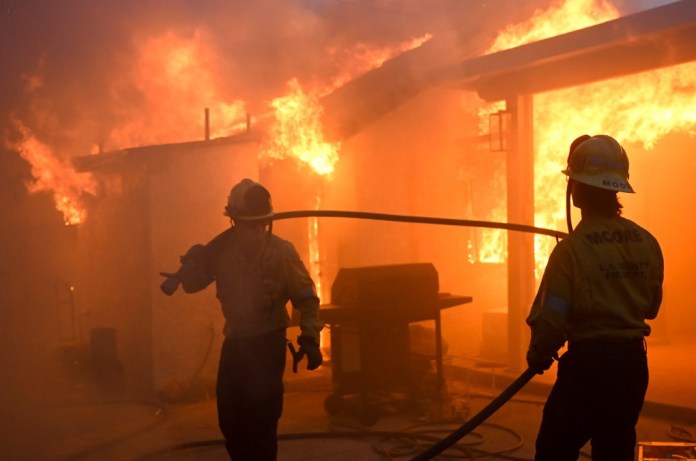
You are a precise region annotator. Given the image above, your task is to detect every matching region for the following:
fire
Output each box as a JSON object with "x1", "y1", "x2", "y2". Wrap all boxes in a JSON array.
[
  {"x1": 259, "y1": 35, "x2": 432, "y2": 309},
  {"x1": 476, "y1": 0, "x2": 696, "y2": 274},
  {"x1": 260, "y1": 34, "x2": 432, "y2": 176},
  {"x1": 488, "y1": 0, "x2": 619, "y2": 52},
  {"x1": 106, "y1": 29, "x2": 248, "y2": 150},
  {"x1": 261, "y1": 79, "x2": 340, "y2": 176},
  {"x1": 326, "y1": 34, "x2": 433, "y2": 93},
  {"x1": 534, "y1": 62, "x2": 696, "y2": 270},
  {"x1": 7, "y1": 119, "x2": 98, "y2": 225}
]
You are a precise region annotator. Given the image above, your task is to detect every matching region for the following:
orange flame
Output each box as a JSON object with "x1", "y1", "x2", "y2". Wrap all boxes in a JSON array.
[
  {"x1": 477, "y1": 0, "x2": 696, "y2": 274},
  {"x1": 261, "y1": 78, "x2": 340, "y2": 176},
  {"x1": 8, "y1": 119, "x2": 98, "y2": 225},
  {"x1": 260, "y1": 34, "x2": 431, "y2": 176},
  {"x1": 260, "y1": 35, "x2": 432, "y2": 311},
  {"x1": 106, "y1": 29, "x2": 248, "y2": 151},
  {"x1": 534, "y1": 62, "x2": 696, "y2": 271},
  {"x1": 326, "y1": 34, "x2": 432, "y2": 92},
  {"x1": 14, "y1": 28, "x2": 430, "y2": 224},
  {"x1": 488, "y1": 0, "x2": 619, "y2": 52}
]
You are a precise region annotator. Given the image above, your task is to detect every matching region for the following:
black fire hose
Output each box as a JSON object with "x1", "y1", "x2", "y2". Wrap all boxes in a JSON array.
[
  {"x1": 271, "y1": 210, "x2": 568, "y2": 239},
  {"x1": 411, "y1": 367, "x2": 537, "y2": 460},
  {"x1": 272, "y1": 210, "x2": 554, "y2": 460},
  {"x1": 160, "y1": 210, "x2": 553, "y2": 454},
  {"x1": 161, "y1": 209, "x2": 566, "y2": 295}
]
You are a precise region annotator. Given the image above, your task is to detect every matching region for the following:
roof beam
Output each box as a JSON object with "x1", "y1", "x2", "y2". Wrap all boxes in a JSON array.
[{"x1": 440, "y1": 0, "x2": 696, "y2": 101}]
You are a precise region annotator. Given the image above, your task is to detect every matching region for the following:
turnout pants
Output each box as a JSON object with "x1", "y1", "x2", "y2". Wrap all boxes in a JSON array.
[
  {"x1": 217, "y1": 328, "x2": 287, "y2": 461},
  {"x1": 535, "y1": 338, "x2": 648, "y2": 461}
]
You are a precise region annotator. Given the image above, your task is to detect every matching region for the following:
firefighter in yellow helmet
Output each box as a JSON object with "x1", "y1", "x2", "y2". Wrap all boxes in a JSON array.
[
  {"x1": 173, "y1": 178, "x2": 324, "y2": 461},
  {"x1": 526, "y1": 135, "x2": 663, "y2": 461}
]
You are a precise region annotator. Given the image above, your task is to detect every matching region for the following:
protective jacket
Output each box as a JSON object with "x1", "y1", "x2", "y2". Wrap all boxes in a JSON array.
[
  {"x1": 527, "y1": 214, "x2": 663, "y2": 361},
  {"x1": 178, "y1": 228, "x2": 324, "y2": 341}
]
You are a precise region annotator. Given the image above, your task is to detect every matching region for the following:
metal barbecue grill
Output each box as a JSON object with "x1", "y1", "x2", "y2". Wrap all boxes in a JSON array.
[{"x1": 318, "y1": 263, "x2": 472, "y2": 425}]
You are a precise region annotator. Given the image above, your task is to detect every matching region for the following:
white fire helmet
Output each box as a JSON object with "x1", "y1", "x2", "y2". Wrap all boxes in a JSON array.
[
  {"x1": 223, "y1": 178, "x2": 274, "y2": 220},
  {"x1": 562, "y1": 134, "x2": 635, "y2": 193}
]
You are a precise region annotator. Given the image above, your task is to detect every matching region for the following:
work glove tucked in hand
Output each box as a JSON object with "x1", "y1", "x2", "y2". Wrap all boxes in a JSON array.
[
  {"x1": 296, "y1": 336, "x2": 323, "y2": 371},
  {"x1": 526, "y1": 349, "x2": 555, "y2": 375}
]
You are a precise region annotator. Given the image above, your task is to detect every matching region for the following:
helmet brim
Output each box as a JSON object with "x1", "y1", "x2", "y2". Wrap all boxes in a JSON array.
[{"x1": 562, "y1": 170, "x2": 635, "y2": 193}]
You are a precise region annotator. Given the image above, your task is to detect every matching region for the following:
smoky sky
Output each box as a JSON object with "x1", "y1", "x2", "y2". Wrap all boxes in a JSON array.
[{"x1": 0, "y1": 0, "x2": 670, "y2": 156}]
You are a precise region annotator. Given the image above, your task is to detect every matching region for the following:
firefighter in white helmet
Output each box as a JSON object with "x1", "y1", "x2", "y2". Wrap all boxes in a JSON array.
[
  {"x1": 526, "y1": 135, "x2": 663, "y2": 461},
  {"x1": 174, "y1": 178, "x2": 324, "y2": 461}
]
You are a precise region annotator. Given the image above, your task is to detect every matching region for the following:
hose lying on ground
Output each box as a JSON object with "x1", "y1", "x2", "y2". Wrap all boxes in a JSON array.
[{"x1": 411, "y1": 368, "x2": 537, "y2": 461}]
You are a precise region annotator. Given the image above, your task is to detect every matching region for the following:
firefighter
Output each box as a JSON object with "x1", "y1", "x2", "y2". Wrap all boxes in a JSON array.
[
  {"x1": 526, "y1": 135, "x2": 664, "y2": 461},
  {"x1": 174, "y1": 178, "x2": 324, "y2": 461}
]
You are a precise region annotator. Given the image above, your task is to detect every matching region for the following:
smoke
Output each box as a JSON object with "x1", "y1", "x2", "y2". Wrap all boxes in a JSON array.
[{"x1": 0, "y1": 0, "x2": 566, "y2": 158}]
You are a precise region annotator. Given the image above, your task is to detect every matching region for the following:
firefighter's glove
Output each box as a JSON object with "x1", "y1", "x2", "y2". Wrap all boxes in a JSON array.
[
  {"x1": 526, "y1": 350, "x2": 554, "y2": 375},
  {"x1": 296, "y1": 336, "x2": 323, "y2": 371}
]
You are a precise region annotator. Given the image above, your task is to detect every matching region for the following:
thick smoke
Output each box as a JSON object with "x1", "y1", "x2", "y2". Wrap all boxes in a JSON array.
[{"x1": 0, "y1": 0, "x2": 562, "y2": 157}]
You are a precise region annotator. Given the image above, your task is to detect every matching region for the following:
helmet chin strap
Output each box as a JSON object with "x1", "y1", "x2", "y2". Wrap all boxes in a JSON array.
[{"x1": 566, "y1": 180, "x2": 574, "y2": 234}]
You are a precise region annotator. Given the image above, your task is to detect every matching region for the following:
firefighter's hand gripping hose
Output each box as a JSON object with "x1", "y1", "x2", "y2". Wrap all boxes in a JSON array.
[{"x1": 410, "y1": 367, "x2": 537, "y2": 461}]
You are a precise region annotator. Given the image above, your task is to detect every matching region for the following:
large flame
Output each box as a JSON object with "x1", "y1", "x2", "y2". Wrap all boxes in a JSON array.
[
  {"x1": 488, "y1": 0, "x2": 619, "y2": 52},
  {"x1": 261, "y1": 79, "x2": 340, "y2": 177},
  {"x1": 476, "y1": 0, "x2": 696, "y2": 274},
  {"x1": 260, "y1": 35, "x2": 431, "y2": 176},
  {"x1": 258, "y1": 36, "x2": 432, "y2": 310},
  {"x1": 7, "y1": 119, "x2": 98, "y2": 225},
  {"x1": 106, "y1": 29, "x2": 248, "y2": 151},
  {"x1": 13, "y1": 23, "x2": 429, "y2": 224}
]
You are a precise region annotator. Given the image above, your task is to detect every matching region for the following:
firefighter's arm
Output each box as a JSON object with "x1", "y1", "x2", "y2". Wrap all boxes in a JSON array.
[
  {"x1": 526, "y1": 245, "x2": 572, "y2": 373},
  {"x1": 284, "y1": 242, "x2": 324, "y2": 370},
  {"x1": 160, "y1": 244, "x2": 214, "y2": 295},
  {"x1": 526, "y1": 295, "x2": 568, "y2": 373}
]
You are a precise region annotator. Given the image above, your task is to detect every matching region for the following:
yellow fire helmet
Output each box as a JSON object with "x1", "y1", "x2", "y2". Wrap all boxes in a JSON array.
[
  {"x1": 562, "y1": 134, "x2": 635, "y2": 193},
  {"x1": 223, "y1": 178, "x2": 274, "y2": 220}
]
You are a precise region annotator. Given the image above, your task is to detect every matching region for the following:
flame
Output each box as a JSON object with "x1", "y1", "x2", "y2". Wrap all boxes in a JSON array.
[
  {"x1": 106, "y1": 29, "x2": 248, "y2": 150},
  {"x1": 7, "y1": 119, "x2": 98, "y2": 225},
  {"x1": 13, "y1": 27, "x2": 429, "y2": 224},
  {"x1": 476, "y1": 0, "x2": 696, "y2": 274},
  {"x1": 259, "y1": 35, "x2": 432, "y2": 320},
  {"x1": 326, "y1": 34, "x2": 432, "y2": 92},
  {"x1": 259, "y1": 34, "x2": 431, "y2": 176},
  {"x1": 534, "y1": 62, "x2": 696, "y2": 271},
  {"x1": 261, "y1": 79, "x2": 340, "y2": 176},
  {"x1": 488, "y1": 0, "x2": 619, "y2": 52}
]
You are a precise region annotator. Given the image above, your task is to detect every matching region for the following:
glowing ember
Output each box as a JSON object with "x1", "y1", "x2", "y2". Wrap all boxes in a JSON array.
[{"x1": 8, "y1": 119, "x2": 98, "y2": 225}]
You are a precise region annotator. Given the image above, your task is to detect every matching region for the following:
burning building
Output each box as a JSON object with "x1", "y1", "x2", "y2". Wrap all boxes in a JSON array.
[{"x1": 1, "y1": 0, "x2": 696, "y2": 449}]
